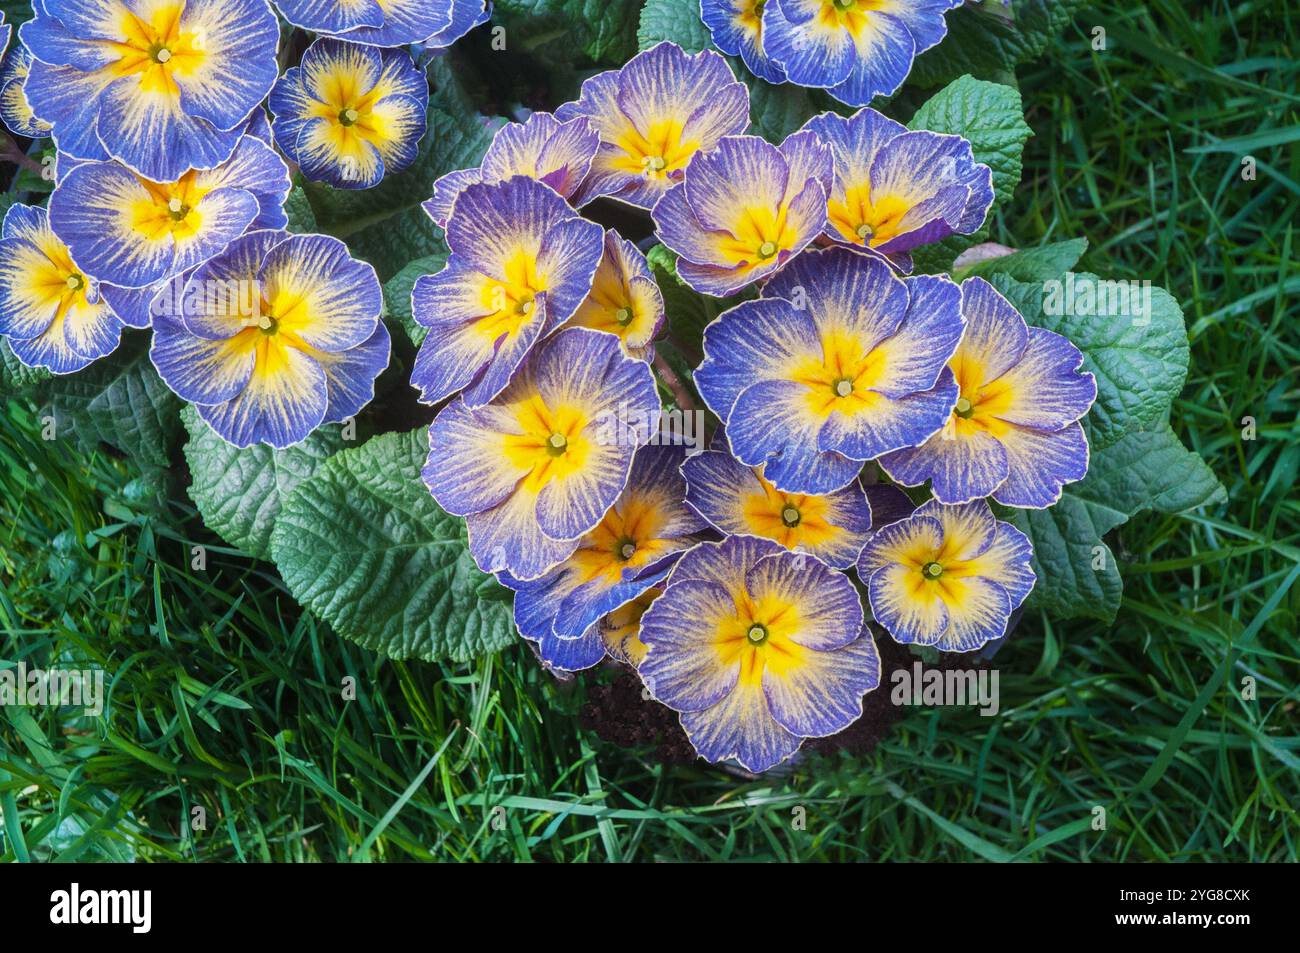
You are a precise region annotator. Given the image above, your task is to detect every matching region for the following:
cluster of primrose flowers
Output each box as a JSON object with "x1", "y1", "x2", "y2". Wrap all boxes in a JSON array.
[
  {"x1": 414, "y1": 41, "x2": 1096, "y2": 773},
  {"x1": 0, "y1": 1, "x2": 1098, "y2": 773}
]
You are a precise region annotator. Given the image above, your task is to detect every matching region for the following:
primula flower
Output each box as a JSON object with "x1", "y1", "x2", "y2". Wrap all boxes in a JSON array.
[
  {"x1": 21, "y1": 0, "x2": 280, "y2": 182},
  {"x1": 424, "y1": 112, "x2": 599, "y2": 228},
  {"x1": 422, "y1": 327, "x2": 660, "y2": 582},
  {"x1": 765, "y1": 0, "x2": 962, "y2": 107},
  {"x1": 150, "y1": 229, "x2": 388, "y2": 448},
  {"x1": 268, "y1": 38, "x2": 428, "y2": 191},
  {"x1": 410, "y1": 176, "x2": 604, "y2": 408},
  {"x1": 880, "y1": 277, "x2": 1097, "y2": 506},
  {"x1": 555, "y1": 42, "x2": 749, "y2": 210},
  {"x1": 47, "y1": 135, "x2": 291, "y2": 289},
  {"x1": 639, "y1": 534, "x2": 880, "y2": 773},
  {"x1": 856, "y1": 498, "x2": 1035, "y2": 652},
  {"x1": 802, "y1": 107, "x2": 993, "y2": 272},
  {"x1": 0, "y1": 205, "x2": 126, "y2": 373},
  {"x1": 694, "y1": 247, "x2": 962, "y2": 495},
  {"x1": 503, "y1": 444, "x2": 711, "y2": 657},
  {"x1": 700, "y1": 0, "x2": 786, "y2": 84},
  {"x1": 565, "y1": 230, "x2": 665, "y2": 361},
  {"x1": 525, "y1": 588, "x2": 661, "y2": 674},
  {"x1": 1, "y1": 44, "x2": 54, "y2": 139},
  {"x1": 682, "y1": 446, "x2": 872, "y2": 569},
  {"x1": 652, "y1": 132, "x2": 831, "y2": 296}
]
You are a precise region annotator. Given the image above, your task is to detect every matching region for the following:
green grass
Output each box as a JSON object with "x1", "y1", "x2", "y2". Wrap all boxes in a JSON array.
[{"x1": 2, "y1": 0, "x2": 1298, "y2": 861}]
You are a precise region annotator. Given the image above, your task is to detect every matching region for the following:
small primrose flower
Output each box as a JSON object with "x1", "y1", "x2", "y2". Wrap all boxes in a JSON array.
[
  {"x1": 652, "y1": 132, "x2": 832, "y2": 296},
  {"x1": 47, "y1": 135, "x2": 291, "y2": 289},
  {"x1": 524, "y1": 587, "x2": 661, "y2": 674},
  {"x1": 802, "y1": 107, "x2": 993, "y2": 272},
  {"x1": 269, "y1": 38, "x2": 428, "y2": 191},
  {"x1": 21, "y1": 0, "x2": 280, "y2": 182},
  {"x1": 422, "y1": 327, "x2": 661, "y2": 582},
  {"x1": 766, "y1": 0, "x2": 963, "y2": 107},
  {"x1": 856, "y1": 498, "x2": 1035, "y2": 652},
  {"x1": 880, "y1": 277, "x2": 1097, "y2": 507},
  {"x1": 639, "y1": 534, "x2": 881, "y2": 773},
  {"x1": 410, "y1": 176, "x2": 605, "y2": 408},
  {"x1": 150, "y1": 229, "x2": 389, "y2": 448},
  {"x1": 424, "y1": 111, "x2": 599, "y2": 228},
  {"x1": 0, "y1": 205, "x2": 126, "y2": 374},
  {"x1": 682, "y1": 446, "x2": 872, "y2": 569},
  {"x1": 503, "y1": 444, "x2": 711, "y2": 654},
  {"x1": 555, "y1": 42, "x2": 750, "y2": 210},
  {"x1": 566, "y1": 230, "x2": 665, "y2": 362},
  {"x1": 1, "y1": 44, "x2": 54, "y2": 139},
  {"x1": 694, "y1": 247, "x2": 963, "y2": 495},
  {"x1": 701, "y1": 0, "x2": 786, "y2": 84},
  {"x1": 271, "y1": 0, "x2": 469, "y2": 46}
]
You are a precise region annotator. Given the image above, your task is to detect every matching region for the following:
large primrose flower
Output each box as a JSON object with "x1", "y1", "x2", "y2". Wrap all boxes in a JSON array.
[
  {"x1": 555, "y1": 41, "x2": 749, "y2": 210},
  {"x1": 652, "y1": 132, "x2": 831, "y2": 297},
  {"x1": 47, "y1": 135, "x2": 291, "y2": 289},
  {"x1": 880, "y1": 277, "x2": 1097, "y2": 506},
  {"x1": 0, "y1": 205, "x2": 126, "y2": 373},
  {"x1": 21, "y1": 0, "x2": 280, "y2": 182},
  {"x1": 639, "y1": 534, "x2": 881, "y2": 773},
  {"x1": 856, "y1": 498, "x2": 1035, "y2": 652},
  {"x1": 682, "y1": 444, "x2": 872, "y2": 570},
  {"x1": 423, "y1": 327, "x2": 660, "y2": 582},
  {"x1": 1, "y1": 44, "x2": 54, "y2": 139},
  {"x1": 150, "y1": 229, "x2": 389, "y2": 448},
  {"x1": 802, "y1": 107, "x2": 993, "y2": 272},
  {"x1": 566, "y1": 230, "x2": 665, "y2": 362},
  {"x1": 410, "y1": 176, "x2": 604, "y2": 408},
  {"x1": 766, "y1": 0, "x2": 962, "y2": 107},
  {"x1": 503, "y1": 444, "x2": 711, "y2": 659},
  {"x1": 694, "y1": 247, "x2": 963, "y2": 495},
  {"x1": 424, "y1": 111, "x2": 599, "y2": 228},
  {"x1": 268, "y1": 38, "x2": 428, "y2": 190},
  {"x1": 701, "y1": 0, "x2": 786, "y2": 84},
  {"x1": 271, "y1": 0, "x2": 483, "y2": 46}
]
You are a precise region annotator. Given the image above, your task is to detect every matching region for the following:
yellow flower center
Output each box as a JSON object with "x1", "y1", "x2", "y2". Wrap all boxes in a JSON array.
[
  {"x1": 613, "y1": 118, "x2": 699, "y2": 181},
  {"x1": 922, "y1": 561, "x2": 944, "y2": 580},
  {"x1": 106, "y1": 4, "x2": 206, "y2": 98},
  {"x1": 781, "y1": 505, "x2": 801, "y2": 528}
]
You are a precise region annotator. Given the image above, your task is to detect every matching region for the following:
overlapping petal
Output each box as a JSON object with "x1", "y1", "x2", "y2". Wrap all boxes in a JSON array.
[{"x1": 700, "y1": 0, "x2": 787, "y2": 84}]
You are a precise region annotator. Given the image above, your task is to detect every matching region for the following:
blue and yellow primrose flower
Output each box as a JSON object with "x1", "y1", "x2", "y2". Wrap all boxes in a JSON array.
[
  {"x1": 523, "y1": 587, "x2": 661, "y2": 674},
  {"x1": 566, "y1": 230, "x2": 665, "y2": 362},
  {"x1": 20, "y1": 0, "x2": 280, "y2": 182},
  {"x1": 425, "y1": 111, "x2": 599, "y2": 228},
  {"x1": 639, "y1": 534, "x2": 881, "y2": 773},
  {"x1": 765, "y1": 0, "x2": 963, "y2": 107},
  {"x1": 410, "y1": 175, "x2": 605, "y2": 408},
  {"x1": 1, "y1": 44, "x2": 54, "y2": 139},
  {"x1": 502, "y1": 444, "x2": 711, "y2": 654},
  {"x1": 47, "y1": 135, "x2": 291, "y2": 289},
  {"x1": 652, "y1": 131, "x2": 832, "y2": 296},
  {"x1": 701, "y1": 0, "x2": 786, "y2": 84},
  {"x1": 268, "y1": 38, "x2": 428, "y2": 191},
  {"x1": 150, "y1": 229, "x2": 388, "y2": 448},
  {"x1": 694, "y1": 246, "x2": 963, "y2": 495},
  {"x1": 682, "y1": 448, "x2": 872, "y2": 569},
  {"x1": 555, "y1": 42, "x2": 750, "y2": 210},
  {"x1": 271, "y1": 0, "x2": 470, "y2": 46},
  {"x1": 856, "y1": 498, "x2": 1035, "y2": 652},
  {"x1": 422, "y1": 327, "x2": 661, "y2": 581},
  {"x1": 0, "y1": 205, "x2": 127, "y2": 374},
  {"x1": 880, "y1": 277, "x2": 1097, "y2": 507},
  {"x1": 802, "y1": 107, "x2": 994, "y2": 273}
]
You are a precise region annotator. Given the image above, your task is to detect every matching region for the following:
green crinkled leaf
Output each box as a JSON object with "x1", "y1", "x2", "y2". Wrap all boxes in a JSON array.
[
  {"x1": 181, "y1": 406, "x2": 350, "y2": 561},
  {"x1": 270, "y1": 428, "x2": 517, "y2": 663},
  {"x1": 41, "y1": 332, "x2": 181, "y2": 469},
  {"x1": 1, "y1": 337, "x2": 51, "y2": 391},
  {"x1": 305, "y1": 106, "x2": 498, "y2": 280},
  {"x1": 637, "y1": 0, "x2": 713, "y2": 52},
  {"x1": 908, "y1": 75, "x2": 1032, "y2": 209},
  {"x1": 497, "y1": 0, "x2": 641, "y2": 63},
  {"x1": 956, "y1": 238, "x2": 1088, "y2": 282},
  {"x1": 745, "y1": 71, "x2": 822, "y2": 144},
  {"x1": 383, "y1": 253, "x2": 447, "y2": 348},
  {"x1": 647, "y1": 244, "x2": 750, "y2": 358},
  {"x1": 1005, "y1": 420, "x2": 1224, "y2": 623},
  {"x1": 284, "y1": 185, "x2": 317, "y2": 234},
  {"x1": 910, "y1": 0, "x2": 1084, "y2": 89},
  {"x1": 990, "y1": 272, "x2": 1190, "y2": 451}
]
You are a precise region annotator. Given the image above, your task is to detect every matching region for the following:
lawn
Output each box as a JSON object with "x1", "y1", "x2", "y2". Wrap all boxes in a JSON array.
[{"x1": 1, "y1": 0, "x2": 1297, "y2": 862}]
